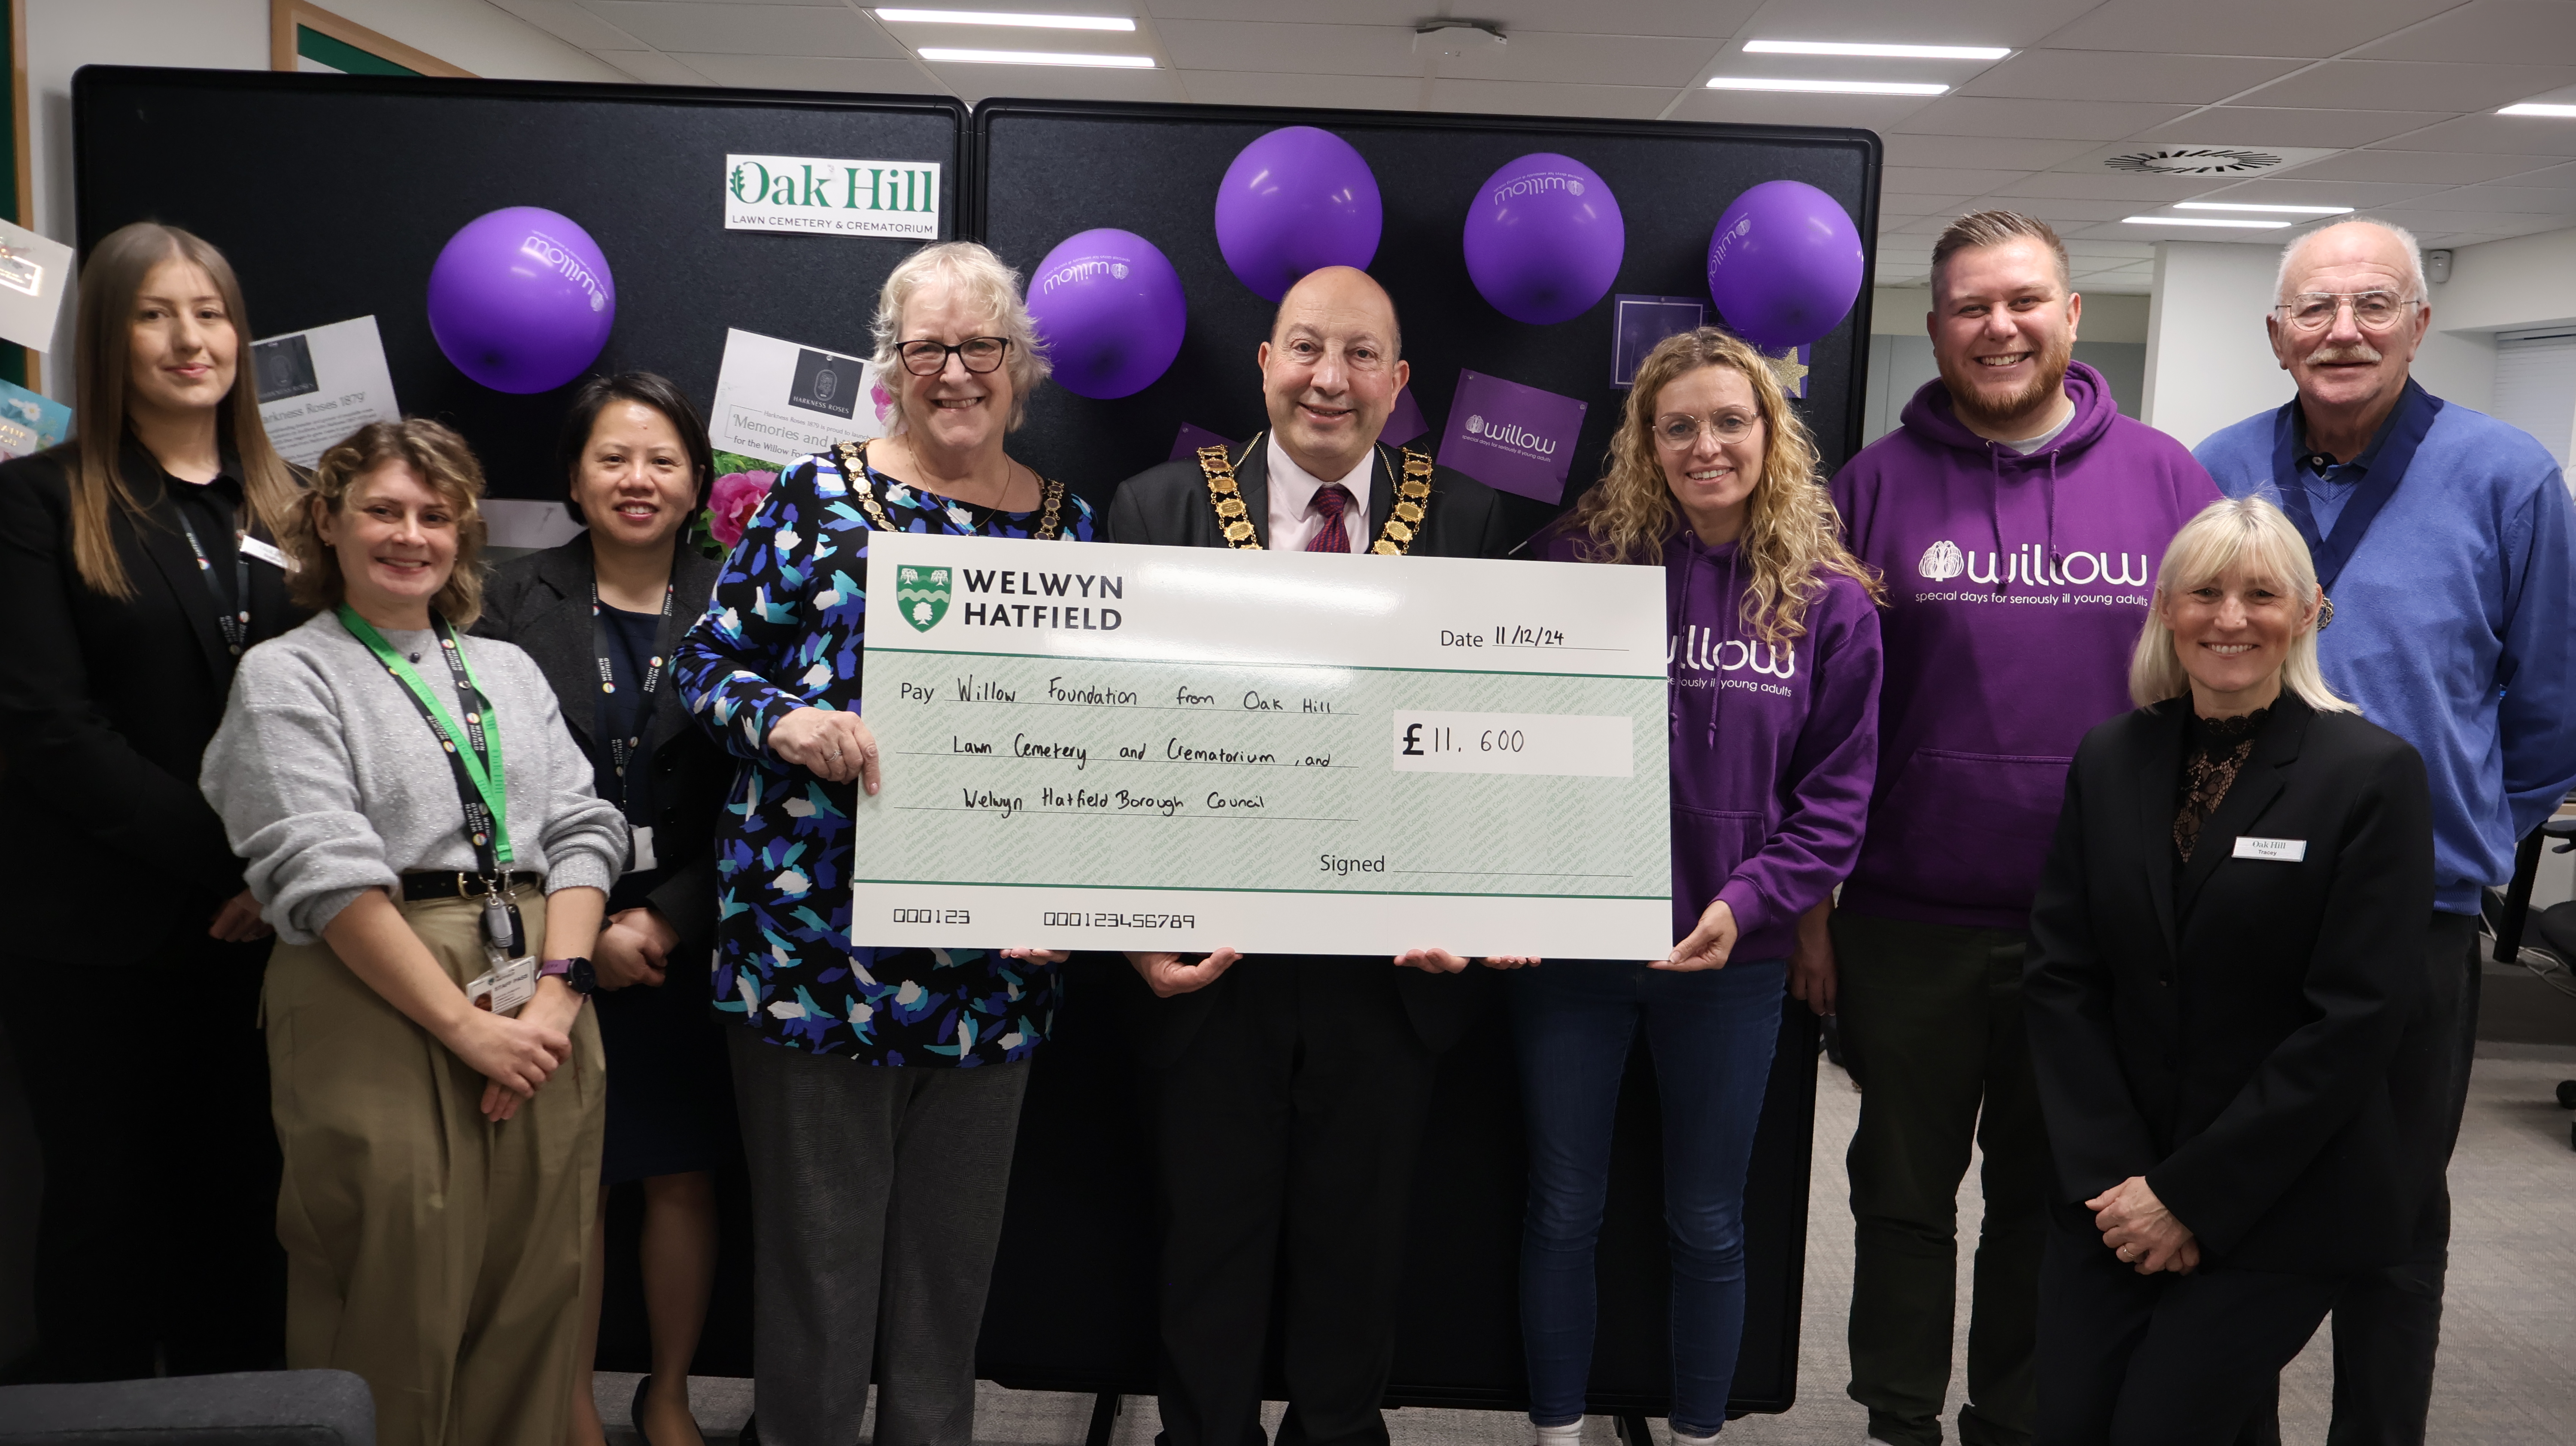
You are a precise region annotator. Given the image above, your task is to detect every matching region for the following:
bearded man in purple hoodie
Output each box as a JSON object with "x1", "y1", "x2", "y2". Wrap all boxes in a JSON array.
[{"x1": 1818, "y1": 211, "x2": 2221, "y2": 1446}]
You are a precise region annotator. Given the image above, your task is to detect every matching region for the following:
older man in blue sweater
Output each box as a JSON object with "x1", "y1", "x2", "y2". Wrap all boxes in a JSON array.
[{"x1": 2196, "y1": 217, "x2": 2576, "y2": 1445}]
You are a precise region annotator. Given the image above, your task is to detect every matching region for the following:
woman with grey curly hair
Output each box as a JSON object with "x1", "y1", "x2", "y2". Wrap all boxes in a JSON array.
[{"x1": 671, "y1": 237, "x2": 1091, "y2": 1446}]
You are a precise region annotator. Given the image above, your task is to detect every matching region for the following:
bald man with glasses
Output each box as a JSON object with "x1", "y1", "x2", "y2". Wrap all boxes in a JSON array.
[{"x1": 2195, "y1": 218, "x2": 2576, "y2": 1446}]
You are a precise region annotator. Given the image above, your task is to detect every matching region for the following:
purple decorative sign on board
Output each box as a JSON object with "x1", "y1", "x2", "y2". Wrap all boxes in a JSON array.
[
  {"x1": 1169, "y1": 421, "x2": 1238, "y2": 462},
  {"x1": 1379, "y1": 384, "x2": 1428, "y2": 445},
  {"x1": 1437, "y1": 369, "x2": 1588, "y2": 505},
  {"x1": 1612, "y1": 294, "x2": 1707, "y2": 389}
]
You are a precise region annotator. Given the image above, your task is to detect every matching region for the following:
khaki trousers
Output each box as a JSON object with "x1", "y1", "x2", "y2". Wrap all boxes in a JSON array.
[{"x1": 262, "y1": 891, "x2": 605, "y2": 1446}]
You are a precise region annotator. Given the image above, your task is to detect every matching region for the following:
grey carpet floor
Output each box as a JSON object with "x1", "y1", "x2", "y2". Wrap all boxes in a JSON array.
[{"x1": 599, "y1": 1043, "x2": 2576, "y2": 1446}]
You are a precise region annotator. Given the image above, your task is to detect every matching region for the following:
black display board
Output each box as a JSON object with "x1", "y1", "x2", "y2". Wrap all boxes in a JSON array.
[
  {"x1": 969, "y1": 99, "x2": 1875, "y2": 1419},
  {"x1": 73, "y1": 66, "x2": 963, "y2": 501},
  {"x1": 970, "y1": 98, "x2": 1879, "y2": 548}
]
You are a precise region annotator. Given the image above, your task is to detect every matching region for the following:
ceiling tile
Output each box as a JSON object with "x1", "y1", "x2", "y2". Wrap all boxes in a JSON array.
[
  {"x1": 2038, "y1": 0, "x2": 2455, "y2": 58},
  {"x1": 1880, "y1": 192, "x2": 1977, "y2": 215},
  {"x1": 2431, "y1": 184, "x2": 2576, "y2": 213},
  {"x1": 2140, "y1": 107, "x2": 2458, "y2": 148},
  {"x1": 2351, "y1": 0, "x2": 2576, "y2": 64},
  {"x1": 2365, "y1": 207, "x2": 2576, "y2": 233},
  {"x1": 1450, "y1": 31, "x2": 1720, "y2": 88},
  {"x1": 2372, "y1": 113, "x2": 2576, "y2": 155},
  {"x1": 1171, "y1": 68, "x2": 1421, "y2": 110},
  {"x1": 2189, "y1": 176, "x2": 2457, "y2": 206},
  {"x1": 1996, "y1": 171, "x2": 2221, "y2": 201},
  {"x1": 493, "y1": 0, "x2": 645, "y2": 51},
  {"x1": 1978, "y1": 198, "x2": 2160, "y2": 222},
  {"x1": 1475, "y1": 0, "x2": 1765, "y2": 37},
  {"x1": 1424, "y1": 79, "x2": 1672, "y2": 120},
  {"x1": 1898, "y1": 97, "x2": 2193, "y2": 141},
  {"x1": 2281, "y1": 149, "x2": 2571, "y2": 183},
  {"x1": 928, "y1": 63, "x2": 1189, "y2": 104},
  {"x1": 673, "y1": 52, "x2": 929, "y2": 90},
  {"x1": 2494, "y1": 159, "x2": 2576, "y2": 188},
  {"x1": 2060, "y1": 239, "x2": 2157, "y2": 258},
  {"x1": 578, "y1": 3, "x2": 899, "y2": 58},
  {"x1": 1153, "y1": 20, "x2": 1416, "y2": 76},
  {"x1": 1885, "y1": 167, "x2": 2039, "y2": 194},
  {"x1": 592, "y1": 49, "x2": 714, "y2": 85},
  {"x1": 1666, "y1": 89, "x2": 1940, "y2": 130},
  {"x1": 2229, "y1": 60, "x2": 2576, "y2": 113},
  {"x1": 1956, "y1": 50, "x2": 2306, "y2": 104},
  {"x1": 1882, "y1": 134, "x2": 2098, "y2": 170}
]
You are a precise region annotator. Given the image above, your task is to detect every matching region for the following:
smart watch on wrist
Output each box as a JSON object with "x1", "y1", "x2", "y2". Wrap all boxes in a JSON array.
[{"x1": 538, "y1": 956, "x2": 597, "y2": 996}]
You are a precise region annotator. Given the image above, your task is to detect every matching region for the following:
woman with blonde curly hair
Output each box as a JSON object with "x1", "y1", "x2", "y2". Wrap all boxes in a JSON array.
[{"x1": 1503, "y1": 326, "x2": 1885, "y2": 1446}]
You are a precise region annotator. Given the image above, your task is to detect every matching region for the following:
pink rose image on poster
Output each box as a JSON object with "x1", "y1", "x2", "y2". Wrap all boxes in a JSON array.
[
  {"x1": 709, "y1": 470, "x2": 777, "y2": 549},
  {"x1": 871, "y1": 378, "x2": 900, "y2": 431}
]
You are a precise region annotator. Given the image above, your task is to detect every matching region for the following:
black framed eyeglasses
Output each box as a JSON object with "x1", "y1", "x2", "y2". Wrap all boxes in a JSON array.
[{"x1": 897, "y1": 336, "x2": 1011, "y2": 376}]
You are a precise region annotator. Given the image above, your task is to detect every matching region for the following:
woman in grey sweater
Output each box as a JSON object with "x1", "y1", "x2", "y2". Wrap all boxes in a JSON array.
[{"x1": 202, "y1": 418, "x2": 626, "y2": 1446}]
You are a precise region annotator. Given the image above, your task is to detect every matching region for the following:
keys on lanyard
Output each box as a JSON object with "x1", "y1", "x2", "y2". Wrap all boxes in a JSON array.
[{"x1": 175, "y1": 513, "x2": 251, "y2": 656}]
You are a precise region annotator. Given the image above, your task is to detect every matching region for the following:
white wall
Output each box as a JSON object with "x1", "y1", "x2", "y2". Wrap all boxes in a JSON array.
[
  {"x1": 1868, "y1": 284, "x2": 2149, "y2": 343},
  {"x1": 2140, "y1": 240, "x2": 2294, "y2": 450},
  {"x1": 24, "y1": 0, "x2": 626, "y2": 395}
]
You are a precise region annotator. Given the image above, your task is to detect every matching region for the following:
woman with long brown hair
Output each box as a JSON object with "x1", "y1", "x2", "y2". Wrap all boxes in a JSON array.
[
  {"x1": 1497, "y1": 327, "x2": 1883, "y2": 1445},
  {"x1": 0, "y1": 222, "x2": 306, "y2": 1381}
]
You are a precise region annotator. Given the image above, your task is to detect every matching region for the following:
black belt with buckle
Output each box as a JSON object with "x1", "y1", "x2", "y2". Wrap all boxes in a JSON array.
[{"x1": 401, "y1": 870, "x2": 544, "y2": 902}]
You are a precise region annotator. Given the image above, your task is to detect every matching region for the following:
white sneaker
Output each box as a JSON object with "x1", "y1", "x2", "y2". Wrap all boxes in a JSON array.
[{"x1": 1534, "y1": 1422, "x2": 1584, "y2": 1446}]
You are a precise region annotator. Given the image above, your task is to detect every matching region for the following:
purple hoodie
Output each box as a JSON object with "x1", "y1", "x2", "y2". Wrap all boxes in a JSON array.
[
  {"x1": 1548, "y1": 526, "x2": 1882, "y2": 961},
  {"x1": 1829, "y1": 360, "x2": 2221, "y2": 930}
]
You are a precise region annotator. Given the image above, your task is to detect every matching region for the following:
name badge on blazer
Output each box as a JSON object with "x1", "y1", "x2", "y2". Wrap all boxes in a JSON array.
[
  {"x1": 2233, "y1": 836, "x2": 2308, "y2": 863},
  {"x1": 238, "y1": 535, "x2": 293, "y2": 570}
]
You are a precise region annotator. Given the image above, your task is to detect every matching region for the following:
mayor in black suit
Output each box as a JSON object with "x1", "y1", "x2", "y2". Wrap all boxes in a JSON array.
[
  {"x1": 2023, "y1": 495, "x2": 2437, "y2": 1445},
  {"x1": 0, "y1": 224, "x2": 310, "y2": 1381},
  {"x1": 1103, "y1": 266, "x2": 1520, "y2": 1446},
  {"x1": 473, "y1": 372, "x2": 735, "y2": 1446}
]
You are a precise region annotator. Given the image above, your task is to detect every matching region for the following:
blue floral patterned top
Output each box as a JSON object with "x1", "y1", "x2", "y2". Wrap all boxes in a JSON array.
[{"x1": 672, "y1": 446, "x2": 1097, "y2": 1065}]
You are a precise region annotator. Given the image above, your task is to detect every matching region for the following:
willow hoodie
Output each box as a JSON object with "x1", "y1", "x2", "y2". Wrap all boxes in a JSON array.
[
  {"x1": 1547, "y1": 526, "x2": 1881, "y2": 960},
  {"x1": 1828, "y1": 361, "x2": 2221, "y2": 930}
]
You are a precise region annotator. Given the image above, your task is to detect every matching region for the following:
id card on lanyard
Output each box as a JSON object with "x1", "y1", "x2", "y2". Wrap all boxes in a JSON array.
[
  {"x1": 339, "y1": 606, "x2": 538, "y2": 1012},
  {"x1": 594, "y1": 580, "x2": 678, "y2": 873}
]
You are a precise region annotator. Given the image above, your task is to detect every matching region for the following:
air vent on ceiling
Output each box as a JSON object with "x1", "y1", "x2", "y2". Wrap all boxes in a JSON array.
[{"x1": 2100, "y1": 146, "x2": 2288, "y2": 176}]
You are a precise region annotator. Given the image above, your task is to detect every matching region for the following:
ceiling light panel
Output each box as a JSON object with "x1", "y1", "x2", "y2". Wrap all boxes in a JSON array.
[
  {"x1": 1706, "y1": 76, "x2": 1947, "y2": 96},
  {"x1": 876, "y1": 9, "x2": 1136, "y2": 29},
  {"x1": 918, "y1": 46, "x2": 1154, "y2": 66},
  {"x1": 1745, "y1": 40, "x2": 2010, "y2": 61},
  {"x1": 2500, "y1": 103, "x2": 2576, "y2": 117},
  {"x1": 2122, "y1": 215, "x2": 2290, "y2": 228},
  {"x1": 2174, "y1": 201, "x2": 2353, "y2": 214}
]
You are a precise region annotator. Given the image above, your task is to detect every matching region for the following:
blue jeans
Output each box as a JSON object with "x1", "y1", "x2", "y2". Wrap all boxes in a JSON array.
[{"x1": 1510, "y1": 958, "x2": 1786, "y2": 1437}]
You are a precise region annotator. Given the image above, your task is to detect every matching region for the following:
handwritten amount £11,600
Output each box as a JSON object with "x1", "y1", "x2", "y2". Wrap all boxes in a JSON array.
[{"x1": 849, "y1": 530, "x2": 1672, "y2": 959}]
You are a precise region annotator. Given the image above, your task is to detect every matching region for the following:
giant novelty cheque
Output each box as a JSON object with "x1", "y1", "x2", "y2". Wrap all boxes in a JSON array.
[{"x1": 855, "y1": 532, "x2": 1672, "y2": 958}]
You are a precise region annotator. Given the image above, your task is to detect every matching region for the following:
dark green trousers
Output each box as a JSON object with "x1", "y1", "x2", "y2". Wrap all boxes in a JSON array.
[{"x1": 1834, "y1": 912, "x2": 2050, "y2": 1446}]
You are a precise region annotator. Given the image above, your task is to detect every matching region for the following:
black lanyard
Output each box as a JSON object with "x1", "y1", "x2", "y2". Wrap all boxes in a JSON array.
[
  {"x1": 592, "y1": 580, "x2": 678, "y2": 822},
  {"x1": 2268, "y1": 379, "x2": 2442, "y2": 600},
  {"x1": 340, "y1": 607, "x2": 513, "y2": 877},
  {"x1": 173, "y1": 513, "x2": 251, "y2": 656}
]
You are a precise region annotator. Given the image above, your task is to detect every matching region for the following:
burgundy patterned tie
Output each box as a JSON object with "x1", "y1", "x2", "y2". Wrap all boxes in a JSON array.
[{"x1": 1307, "y1": 483, "x2": 1355, "y2": 554}]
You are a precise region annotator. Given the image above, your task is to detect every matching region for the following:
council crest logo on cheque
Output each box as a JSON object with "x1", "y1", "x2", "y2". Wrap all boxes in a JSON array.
[{"x1": 898, "y1": 565, "x2": 951, "y2": 632}]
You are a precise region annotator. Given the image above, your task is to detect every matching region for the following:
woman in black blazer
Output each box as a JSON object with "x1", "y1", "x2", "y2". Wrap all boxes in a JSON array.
[
  {"x1": 2024, "y1": 495, "x2": 2436, "y2": 1445},
  {"x1": 0, "y1": 224, "x2": 307, "y2": 1379},
  {"x1": 474, "y1": 372, "x2": 732, "y2": 1446}
]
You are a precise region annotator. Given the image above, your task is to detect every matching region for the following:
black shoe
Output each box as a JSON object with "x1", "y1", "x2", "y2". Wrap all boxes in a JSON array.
[{"x1": 737, "y1": 1412, "x2": 760, "y2": 1446}]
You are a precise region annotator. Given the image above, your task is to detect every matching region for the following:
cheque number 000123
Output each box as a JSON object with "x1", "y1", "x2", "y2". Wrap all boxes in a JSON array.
[{"x1": 891, "y1": 908, "x2": 973, "y2": 925}]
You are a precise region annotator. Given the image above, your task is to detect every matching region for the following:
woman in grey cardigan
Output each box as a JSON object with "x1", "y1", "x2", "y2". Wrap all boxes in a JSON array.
[{"x1": 202, "y1": 418, "x2": 626, "y2": 1446}]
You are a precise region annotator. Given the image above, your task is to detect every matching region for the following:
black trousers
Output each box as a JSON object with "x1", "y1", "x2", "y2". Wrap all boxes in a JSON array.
[
  {"x1": 0, "y1": 937, "x2": 285, "y2": 1382},
  {"x1": 2318, "y1": 909, "x2": 2482, "y2": 1445},
  {"x1": 2036, "y1": 1202, "x2": 2342, "y2": 1446},
  {"x1": 1148, "y1": 958, "x2": 1440, "y2": 1446}
]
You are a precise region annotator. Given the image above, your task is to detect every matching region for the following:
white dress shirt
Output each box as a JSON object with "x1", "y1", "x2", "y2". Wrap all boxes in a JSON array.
[{"x1": 1264, "y1": 432, "x2": 1373, "y2": 553}]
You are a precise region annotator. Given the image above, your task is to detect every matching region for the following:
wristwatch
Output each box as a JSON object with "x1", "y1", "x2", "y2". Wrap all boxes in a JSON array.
[{"x1": 538, "y1": 956, "x2": 598, "y2": 996}]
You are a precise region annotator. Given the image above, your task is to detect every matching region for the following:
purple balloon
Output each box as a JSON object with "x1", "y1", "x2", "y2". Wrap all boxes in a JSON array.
[
  {"x1": 427, "y1": 207, "x2": 617, "y2": 394},
  {"x1": 1706, "y1": 181, "x2": 1864, "y2": 351},
  {"x1": 1462, "y1": 153, "x2": 1625, "y2": 326},
  {"x1": 1026, "y1": 228, "x2": 1187, "y2": 400},
  {"x1": 1214, "y1": 126, "x2": 1382, "y2": 302}
]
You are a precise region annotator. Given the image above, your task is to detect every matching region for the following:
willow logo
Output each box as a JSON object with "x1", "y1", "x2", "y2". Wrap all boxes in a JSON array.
[
  {"x1": 1463, "y1": 415, "x2": 1558, "y2": 458},
  {"x1": 1918, "y1": 539, "x2": 2152, "y2": 588},
  {"x1": 1919, "y1": 540, "x2": 1965, "y2": 581},
  {"x1": 521, "y1": 231, "x2": 609, "y2": 313},
  {"x1": 1040, "y1": 256, "x2": 1130, "y2": 291}
]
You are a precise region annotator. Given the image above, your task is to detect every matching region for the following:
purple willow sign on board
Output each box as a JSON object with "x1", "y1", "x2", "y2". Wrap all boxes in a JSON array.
[
  {"x1": 1437, "y1": 369, "x2": 1588, "y2": 505},
  {"x1": 1379, "y1": 384, "x2": 1428, "y2": 445},
  {"x1": 1169, "y1": 421, "x2": 1238, "y2": 462}
]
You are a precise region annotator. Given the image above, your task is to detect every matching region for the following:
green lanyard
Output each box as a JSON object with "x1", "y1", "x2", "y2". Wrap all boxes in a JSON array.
[{"x1": 338, "y1": 605, "x2": 513, "y2": 871}]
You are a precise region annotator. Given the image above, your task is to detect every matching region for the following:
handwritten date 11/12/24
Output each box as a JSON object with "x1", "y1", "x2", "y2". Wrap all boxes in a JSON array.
[{"x1": 1439, "y1": 623, "x2": 1566, "y2": 649}]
